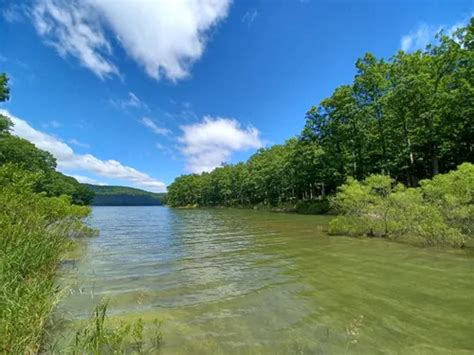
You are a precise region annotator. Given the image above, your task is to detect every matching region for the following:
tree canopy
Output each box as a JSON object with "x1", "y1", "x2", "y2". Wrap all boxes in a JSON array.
[
  {"x1": 0, "y1": 73, "x2": 94, "y2": 205},
  {"x1": 168, "y1": 19, "x2": 474, "y2": 208},
  {"x1": 85, "y1": 184, "x2": 166, "y2": 206}
]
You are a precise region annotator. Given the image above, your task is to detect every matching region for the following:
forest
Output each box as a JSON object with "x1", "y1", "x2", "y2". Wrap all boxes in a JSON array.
[
  {"x1": 86, "y1": 184, "x2": 166, "y2": 206},
  {"x1": 1, "y1": 15, "x2": 473, "y2": 354},
  {"x1": 167, "y1": 19, "x2": 473, "y2": 209}
]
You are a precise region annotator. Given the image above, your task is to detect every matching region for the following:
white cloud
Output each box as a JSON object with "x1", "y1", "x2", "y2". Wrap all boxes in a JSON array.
[
  {"x1": 401, "y1": 17, "x2": 471, "y2": 52},
  {"x1": 31, "y1": 0, "x2": 231, "y2": 81},
  {"x1": 111, "y1": 92, "x2": 148, "y2": 110},
  {"x1": 69, "y1": 174, "x2": 105, "y2": 185},
  {"x1": 241, "y1": 9, "x2": 258, "y2": 26},
  {"x1": 32, "y1": 0, "x2": 118, "y2": 78},
  {"x1": 179, "y1": 116, "x2": 263, "y2": 173},
  {"x1": 141, "y1": 117, "x2": 171, "y2": 136},
  {"x1": 401, "y1": 24, "x2": 433, "y2": 52},
  {"x1": 2, "y1": 4, "x2": 26, "y2": 23},
  {"x1": 69, "y1": 138, "x2": 90, "y2": 148},
  {"x1": 1, "y1": 109, "x2": 166, "y2": 192}
]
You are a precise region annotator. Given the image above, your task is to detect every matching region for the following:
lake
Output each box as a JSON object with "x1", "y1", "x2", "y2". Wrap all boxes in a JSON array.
[{"x1": 55, "y1": 206, "x2": 473, "y2": 354}]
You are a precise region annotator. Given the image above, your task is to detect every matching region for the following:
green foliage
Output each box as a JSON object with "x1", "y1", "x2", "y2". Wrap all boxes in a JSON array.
[
  {"x1": 304, "y1": 20, "x2": 474, "y2": 184},
  {"x1": 0, "y1": 123, "x2": 94, "y2": 205},
  {"x1": 167, "y1": 139, "x2": 329, "y2": 209},
  {"x1": 68, "y1": 301, "x2": 163, "y2": 354},
  {"x1": 0, "y1": 114, "x2": 12, "y2": 133},
  {"x1": 329, "y1": 164, "x2": 473, "y2": 247},
  {"x1": 0, "y1": 73, "x2": 9, "y2": 102},
  {"x1": 420, "y1": 162, "x2": 474, "y2": 236},
  {"x1": 0, "y1": 165, "x2": 93, "y2": 353},
  {"x1": 0, "y1": 135, "x2": 57, "y2": 171},
  {"x1": 85, "y1": 184, "x2": 165, "y2": 206},
  {"x1": 0, "y1": 75, "x2": 97, "y2": 352},
  {"x1": 168, "y1": 20, "x2": 473, "y2": 213}
]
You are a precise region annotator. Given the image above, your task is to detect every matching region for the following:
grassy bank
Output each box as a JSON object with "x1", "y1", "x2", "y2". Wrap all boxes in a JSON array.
[{"x1": 0, "y1": 165, "x2": 94, "y2": 353}]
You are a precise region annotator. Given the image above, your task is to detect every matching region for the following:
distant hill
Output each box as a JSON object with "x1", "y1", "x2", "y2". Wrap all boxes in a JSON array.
[{"x1": 83, "y1": 184, "x2": 166, "y2": 206}]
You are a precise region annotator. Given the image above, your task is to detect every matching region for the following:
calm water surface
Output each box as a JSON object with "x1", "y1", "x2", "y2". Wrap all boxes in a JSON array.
[{"x1": 56, "y1": 206, "x2": 473, "y2": 354}]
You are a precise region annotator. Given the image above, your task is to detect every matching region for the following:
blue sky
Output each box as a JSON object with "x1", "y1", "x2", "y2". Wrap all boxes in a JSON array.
[{"x1": 0, "y1": 0, "x2": 472, "y2": 192}]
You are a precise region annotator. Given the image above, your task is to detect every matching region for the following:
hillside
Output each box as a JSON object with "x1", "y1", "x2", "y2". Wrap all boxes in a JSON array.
[{"x1": 84, "y1": 184, "x2": 166, "y2": 206}]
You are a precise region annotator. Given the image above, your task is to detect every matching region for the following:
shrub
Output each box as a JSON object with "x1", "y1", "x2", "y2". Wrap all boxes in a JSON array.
[
  {"x1": 329, "y1": 164, "x2": 474, "y2": 247},
  {"x1": 420, "y1": 163, "x2": 474, "y2": 237}
]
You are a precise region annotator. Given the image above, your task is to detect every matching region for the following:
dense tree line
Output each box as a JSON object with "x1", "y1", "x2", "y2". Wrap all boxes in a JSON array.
[
  {"x1": 85, "y1": 184, "x2": 166, "y2": 206},
  {"x1": 168, "y1": 19, "x2": 473, "y2": 207},
  {"x1": 0, "y1": 75, "x2": 94, "y2": 205}
]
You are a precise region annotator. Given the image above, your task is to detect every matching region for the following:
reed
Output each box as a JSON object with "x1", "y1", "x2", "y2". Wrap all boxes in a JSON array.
[{"x1": 0, "y1": 166, "x2": 92, "y2": 353}]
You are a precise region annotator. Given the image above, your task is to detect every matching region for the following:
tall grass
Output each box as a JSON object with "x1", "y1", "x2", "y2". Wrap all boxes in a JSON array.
[
  {"x1": 0, "y1": 165, "x2": 164, "y2": 353},
  {"x1": 54, "y1": 300, "x2": 163, "y2": 354},
  {"x1": 0, "y1": 165, "x2": 93, "y2": 353}
]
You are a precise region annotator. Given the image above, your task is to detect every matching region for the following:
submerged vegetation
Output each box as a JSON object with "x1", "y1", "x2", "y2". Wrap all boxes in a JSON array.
[
  {"x1": 57, "y1": 301, "x2": 162, "y2": 354},
  {"x1": 167, "y1": 19, "x2": 473, "y2": 247}
]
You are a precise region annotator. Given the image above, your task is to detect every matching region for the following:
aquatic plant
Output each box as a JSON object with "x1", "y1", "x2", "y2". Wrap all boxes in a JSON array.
[
  {"x1": 345, "y1": 315, "x2": 364, "y2": 354},
  {"x1": 68, "y1": 300, "x2": 163, "y2": 354}
]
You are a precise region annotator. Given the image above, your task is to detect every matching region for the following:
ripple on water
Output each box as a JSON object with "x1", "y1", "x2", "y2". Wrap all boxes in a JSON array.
[{"x1": 55, "y1": 206, "x2": 474, "y2": 354}]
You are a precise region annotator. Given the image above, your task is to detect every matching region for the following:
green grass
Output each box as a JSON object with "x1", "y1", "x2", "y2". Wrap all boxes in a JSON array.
[
  {"x1": 48, "y1": 300, "x2": 163, "y2": 354},
  {"x1": 0, "y1": 166, "x2": 93, "y2": 353},
  {"x1": 0, "y1": 165, "x2": 164, "y2": 353}
]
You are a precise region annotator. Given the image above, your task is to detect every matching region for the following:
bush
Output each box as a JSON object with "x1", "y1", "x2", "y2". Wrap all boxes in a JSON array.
[
  {"x1": 329, "y1": 164, "x2": 474, "y2": 247},
  {"x1": 420, "y1": 163, "x2": 474, "y2": 237}
]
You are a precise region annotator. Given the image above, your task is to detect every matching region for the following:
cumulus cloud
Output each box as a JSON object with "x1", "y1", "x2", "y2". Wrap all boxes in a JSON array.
[
  {"x1": 1, "y1": 109, "x2": 166, "y2": 192},
  {"x1": 31, "y1": 0, "x2": 231, "y2": 81},
  {"x1": 141, "y1": 117, "x2": 171, "y2": 136},
  {"x1": 401, "y1": 17, "x2": 471, "y2": 52},
  {"x1": 179, "y1": 116, "x2": 263, "y2": 173},
  {"x1": 32, "y1": 0, "x2": 118, "y2": 78}
]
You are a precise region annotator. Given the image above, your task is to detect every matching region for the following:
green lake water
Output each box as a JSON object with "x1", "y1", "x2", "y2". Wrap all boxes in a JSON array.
[{"x1": 55, "y1": 206, "x2": 473, "y2": 354}]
